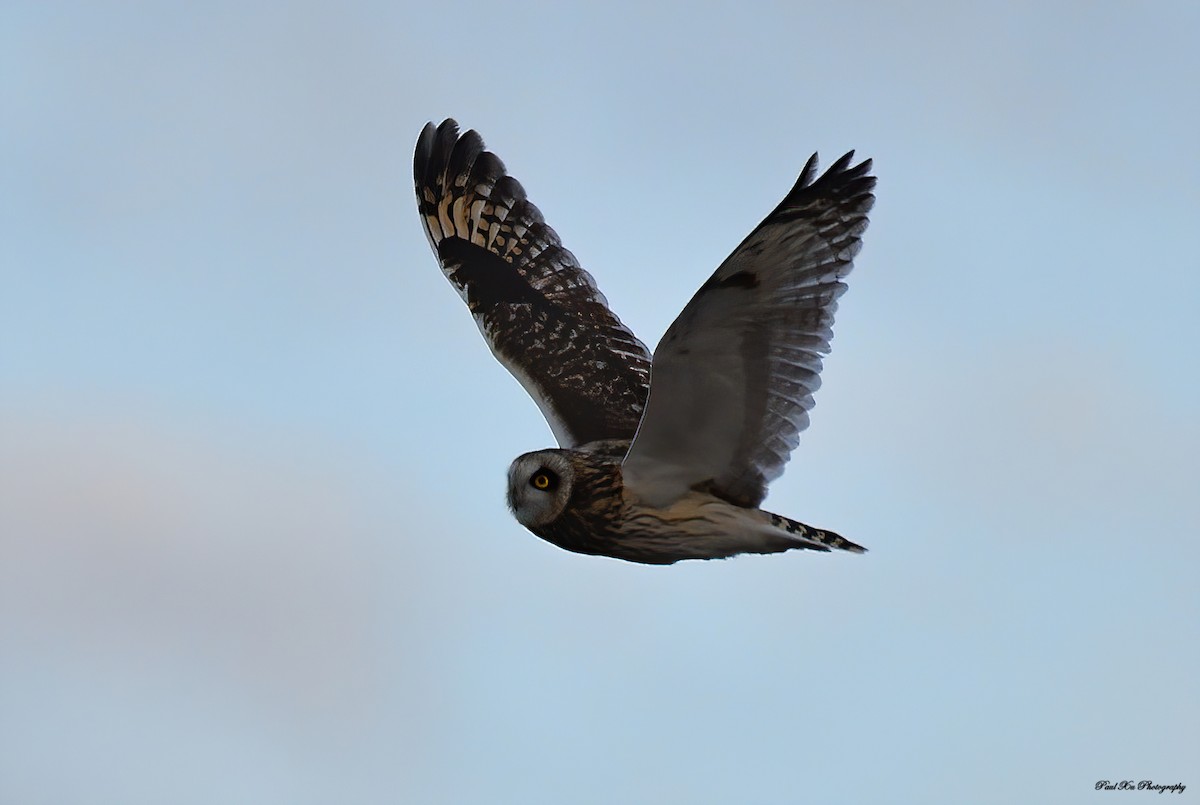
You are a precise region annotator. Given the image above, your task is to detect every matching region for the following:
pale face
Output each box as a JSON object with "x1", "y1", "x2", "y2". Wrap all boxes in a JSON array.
[{"x1": 506, "y1": 450, "x2": 573, "y2": 528}]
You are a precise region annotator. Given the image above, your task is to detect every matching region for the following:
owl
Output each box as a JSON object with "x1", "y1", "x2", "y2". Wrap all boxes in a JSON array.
[{"x1": 415, "y1": 119, "x2": 875, "y2": 564}]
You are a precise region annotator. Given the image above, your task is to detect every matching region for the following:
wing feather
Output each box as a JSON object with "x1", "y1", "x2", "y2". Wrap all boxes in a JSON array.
[
  {"x1": 623, "y1": 151, "x2": 876, "y2": 508},
  {"x1": 415, "y1": 120, "x2": 652, "y2": 447}
]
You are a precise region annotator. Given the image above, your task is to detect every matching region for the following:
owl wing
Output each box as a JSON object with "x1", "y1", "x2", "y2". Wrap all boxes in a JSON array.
[
  {"x1": 415, "y1": 120, "x2": 652, "y2": 448},
  {"x1": 622, "y1": 151, "x2": 876, "y2": 508}
]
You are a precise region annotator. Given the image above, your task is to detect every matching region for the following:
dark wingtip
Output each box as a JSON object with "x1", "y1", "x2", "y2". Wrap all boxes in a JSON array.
[
  {"x1": 828, "y1": 150, "x2": 876, "y2": 191},
  {"x1": 446, "y1": 128, "x2": 486, "y2": 190},
  {"x1": 785, "y1": 149, "x2": 873, "y2": 194},
  {"x1": 793, "y1": 152, "x2": 820, "y2": 191},
  {"x1": 778, "y1": 148, "x2": 876, "y2": 211},
  {"x1": 413, "y1": 120, "x2": 439, "y2": 185},
  {"x1": 416, "y1": 119, "x2": 459, "y2": 188}
]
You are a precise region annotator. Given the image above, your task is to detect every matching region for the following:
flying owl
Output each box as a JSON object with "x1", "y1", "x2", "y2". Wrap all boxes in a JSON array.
[{"x1": 415, "y1": 119, "x2": 875, "y2": 564}]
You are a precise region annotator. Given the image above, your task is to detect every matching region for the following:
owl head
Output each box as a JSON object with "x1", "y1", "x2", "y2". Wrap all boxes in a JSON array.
[{"x1": 507, "y1": 449, "x2": 575, "y2": 527}]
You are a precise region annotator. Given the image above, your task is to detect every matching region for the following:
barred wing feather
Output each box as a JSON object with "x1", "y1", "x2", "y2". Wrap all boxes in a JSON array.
[{"x1": 414, "y1": 120, "x2": 652, "y2": 448}]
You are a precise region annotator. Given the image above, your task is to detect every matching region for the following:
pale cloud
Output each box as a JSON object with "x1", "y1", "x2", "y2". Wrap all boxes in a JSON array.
[{"x1": 1, "y1": 406, "x2": 411, "y2": 726}]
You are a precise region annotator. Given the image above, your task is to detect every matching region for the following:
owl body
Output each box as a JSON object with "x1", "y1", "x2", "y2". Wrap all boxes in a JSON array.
[
  {"x1": 415, "y1": 119, "x2": 876, "y2": 565},
  {"x1": 507, "y1": 446, "x2": 864, "y2": 565}
]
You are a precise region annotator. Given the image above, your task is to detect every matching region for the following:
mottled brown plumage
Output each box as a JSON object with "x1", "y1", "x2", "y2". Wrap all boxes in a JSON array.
[
  {"x1": 507, "y1": 446, "x2": 865, "y2": 565},
  {"x1": 414, "y1": 120, "x2": 651, "y2": 448}
]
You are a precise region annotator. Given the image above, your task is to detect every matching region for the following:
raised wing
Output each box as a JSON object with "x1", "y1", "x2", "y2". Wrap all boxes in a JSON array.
[
  {"x1": 622, "y1": 152, "x2": 875, "y2": 508},
  {"x1": 415, "y1": 120, "x2": 651, "y2": 448}
]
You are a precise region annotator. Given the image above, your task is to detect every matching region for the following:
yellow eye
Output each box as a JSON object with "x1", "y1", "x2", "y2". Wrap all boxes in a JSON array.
[{"x1": 531, "y1": 472, "x2": 552, "y2": 490}]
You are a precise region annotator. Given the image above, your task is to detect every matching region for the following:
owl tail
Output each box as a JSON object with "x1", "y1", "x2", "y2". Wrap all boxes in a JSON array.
[{"x1": 764, "y1": 510, "x2": 867, "y2": 554}]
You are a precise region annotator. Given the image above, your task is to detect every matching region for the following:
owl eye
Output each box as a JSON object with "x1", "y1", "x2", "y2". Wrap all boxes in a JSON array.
[{"x1": 530, "y1": 470, "x2": 556, "y2": 490}]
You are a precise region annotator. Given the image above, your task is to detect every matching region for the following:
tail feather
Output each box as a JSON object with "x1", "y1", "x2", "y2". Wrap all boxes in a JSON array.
[{"x1": 765, "y1": 511, "x2": 867, "y2": 554}]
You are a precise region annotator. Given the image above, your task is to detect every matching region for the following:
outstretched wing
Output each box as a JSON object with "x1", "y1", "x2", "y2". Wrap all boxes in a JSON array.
[
  {"x1": 622, "y1": 152, "x2": 876, "y2": 508},
  {"x1": 415, "y1": 120, "x2": 651, "y2": 448}
]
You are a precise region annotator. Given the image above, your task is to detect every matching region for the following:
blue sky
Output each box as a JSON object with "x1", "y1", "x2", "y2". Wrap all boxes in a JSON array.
[{"x1": 2, "y1": 2, "x2": 1197, "y2": 803}]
